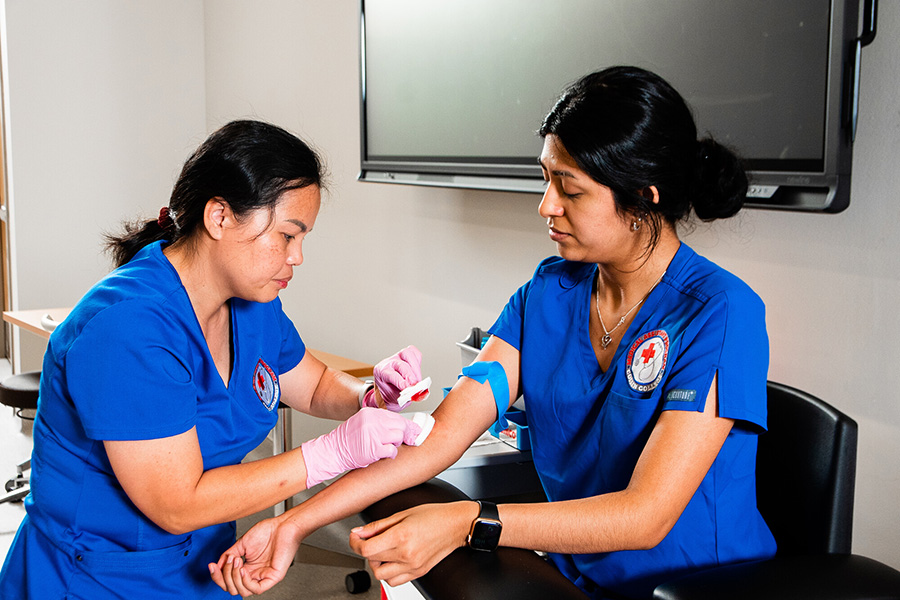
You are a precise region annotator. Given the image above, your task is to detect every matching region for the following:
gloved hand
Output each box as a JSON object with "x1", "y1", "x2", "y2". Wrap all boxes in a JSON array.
[
  {"x1": 363, "y1": 345, "x2": 423, "y2": 412},
  {"x1": 301, "y1": 407, "x2": 422, "y2": 488}
]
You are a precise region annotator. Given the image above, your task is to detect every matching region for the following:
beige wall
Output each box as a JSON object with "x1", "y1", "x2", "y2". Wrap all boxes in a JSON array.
[
  {"x1": 3, "y1": 0, "x2": 898, "y2": 569},
  {"x1": 203, "y1": 0, "x2": 558, "y2": 419},
  {"x1": 2, "y1": 0, "x2": 207, "y2": 368},
  {"x1": 203, "y1": 0, "x2": 900, "y2": 567}
]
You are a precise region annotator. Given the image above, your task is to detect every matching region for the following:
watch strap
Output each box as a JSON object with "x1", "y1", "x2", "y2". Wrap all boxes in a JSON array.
[
  {"x1": 476, "y1": 500, "x2": 499, "y2": 522},
  {"x1": 466, "y1": 500, "x2": 502, "y2": 551}
]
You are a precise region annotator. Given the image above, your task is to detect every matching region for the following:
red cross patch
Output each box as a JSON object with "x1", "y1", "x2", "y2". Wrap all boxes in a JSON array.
[
  {"x1": 626, "y1": 330, "x2": 669, "y2": 392},
  {"x1": 253, "y1": 358, "x2": 280, "y2": 411}
]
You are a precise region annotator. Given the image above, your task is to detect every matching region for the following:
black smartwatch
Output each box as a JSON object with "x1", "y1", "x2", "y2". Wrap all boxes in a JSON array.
[{"x1": 466, "y1": 501, "x2": 502, "y2": 551}]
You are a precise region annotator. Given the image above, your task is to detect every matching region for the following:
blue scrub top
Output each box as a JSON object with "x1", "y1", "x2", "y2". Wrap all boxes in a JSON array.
[
  {"x1": 0, "y1": 241, "x2": 306, "y2": 599},
  {"x1": 489, "y1": 243, "x2": 776, "y2": 599}
]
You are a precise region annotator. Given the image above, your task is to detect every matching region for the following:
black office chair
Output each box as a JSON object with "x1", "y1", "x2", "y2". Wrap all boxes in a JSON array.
[
  {"x1": 654, "y1": 381, "x2": 900, "y2": 599},
  {"x1": 0, "y1": 370, "x2": 40, "y2": 504}
]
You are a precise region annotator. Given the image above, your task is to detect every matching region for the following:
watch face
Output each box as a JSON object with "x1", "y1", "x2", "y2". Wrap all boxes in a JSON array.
[{"x1": 470, "y1": 519, "x2": 502, "y2": 551}]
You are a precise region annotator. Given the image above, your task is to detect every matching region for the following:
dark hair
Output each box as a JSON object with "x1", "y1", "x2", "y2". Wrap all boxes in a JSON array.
[
  {"x1": 105, "y1": 120, "x2": 325, "y2": 268},
  {"x1": 539, "y1": 66, "x2": 747, "y2": 250}
]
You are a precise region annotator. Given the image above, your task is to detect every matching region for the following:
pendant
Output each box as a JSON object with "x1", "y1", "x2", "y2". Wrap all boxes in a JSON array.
[{"x1": 601, "y1": 334, "x2": 612, "y2": 349}]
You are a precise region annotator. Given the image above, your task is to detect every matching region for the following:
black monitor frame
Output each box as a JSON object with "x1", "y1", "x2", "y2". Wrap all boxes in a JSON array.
[{"x1": 359, "y1": 1, "x2": 877, "y2": 213}]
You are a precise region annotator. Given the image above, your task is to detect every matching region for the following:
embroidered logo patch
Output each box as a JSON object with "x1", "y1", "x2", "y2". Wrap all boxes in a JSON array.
[
  {"x1": 253, "y1": 358, "x2": 280, "y2": 411},
  {"x1": 626, "y1": 330, "x2": 669, "y2": 392}
]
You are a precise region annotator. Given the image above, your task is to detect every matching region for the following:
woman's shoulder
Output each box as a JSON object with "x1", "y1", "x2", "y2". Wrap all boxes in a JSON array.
[
  {"x1": 669, "y1": 245, "x2": 762, "y2": 309},
  {"x1": 56, "y1": 248, "x2": 190, "y2": 348},
  {"x1": 82, "y1": 264, "x2": 185, "y2": 317},
  {"x1": 62, "y1": 292, "x2": 189, "y2": 346},
  {"x1": 87, "y1": 242, "x2": 181, "y2": 301}
]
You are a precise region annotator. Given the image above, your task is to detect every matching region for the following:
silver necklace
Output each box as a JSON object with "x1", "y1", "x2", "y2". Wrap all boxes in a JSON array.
[{"x1": 595, "y1": 269, "x2": 666, "y2": 350}]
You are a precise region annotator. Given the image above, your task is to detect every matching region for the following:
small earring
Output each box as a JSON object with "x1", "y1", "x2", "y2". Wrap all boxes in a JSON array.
[{"x1": 631, "y1": 216, "x2": 642, "y2": 232}]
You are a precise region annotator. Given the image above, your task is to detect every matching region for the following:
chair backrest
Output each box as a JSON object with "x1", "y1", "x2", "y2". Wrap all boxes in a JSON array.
[{"x1": 756, "y1": 381, "x2": 858, "y2": 556}]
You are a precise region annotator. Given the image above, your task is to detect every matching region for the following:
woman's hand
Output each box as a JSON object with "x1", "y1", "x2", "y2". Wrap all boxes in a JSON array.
[
  {"x1": 349, "y1": 501, "x2": 479, "y2": 587},
  {"x1": 301, "y1": 407, "x2": 422, "y2": 488},
  {"x1": 369, "y1": 345, "x2": 423, "y2": 411},
  {"x1": 209, "y1": 516, "x2": 305, "y2": 596}
]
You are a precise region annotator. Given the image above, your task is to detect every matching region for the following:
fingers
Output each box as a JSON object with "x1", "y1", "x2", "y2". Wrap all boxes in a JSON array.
[
  {"x1": 216, "y1": 556, "x2": 279, "y2": 597},
  {"x1": 378, "y1": 346, "x2": 423, "y2": 391},
  {"x1": 376, "y1": 562, "x2": 424, "y2": 588},
  {"x1": 211, "y1": 544, "x2": 266, "y2": 597},
  {"x1": 214, "y1": 554, "x2": 249, "y2": 596},
  {"x1": 209, "y1": 562, "x2": 225, "y2": 591},
  {"x1": 382, "y1": 397, "x2": 406, "y2": 413},
  {"x1": 352, "y1": 527, "x2": 431, "y2": 588},
  {"x1": 395, "y1": 346, "x2": 422, "y2": 382},
  {"x1": 377, "y1": 366, "x2": 409, "y2": 393},
  {"x1": 376, "y1": 442, "x2": 399, "y2": 461},
  {"x1": 237, "y1": 562, "x2": 277, "y2": 597},
  {"x1": 402, "y1": 419, "x2": 423, "y2": 446},
  {"x1": 370, "y1": 408, "x2": 422, "y2": 441},
  {"x1": 350, "y1": 513, "x2": 403, "y2": 543},
  {"x1": 398, "y1": 345, "x2": 423, "y2": 377},
  {"x1": 378, "y1": 426, "x2": 404, "y2": 447},
  {"x1": 378, "y1": 413, "x2": 421, "y2": 451},
  {"x1": 231, "y1": 557, "x2": 254, "y2": 597},
  {"x1": 212, "y1": 547, "x2": 243, "y2": 593},
  {"x1": 354, "y1": 503, "x2": 469, "y2": 587}
]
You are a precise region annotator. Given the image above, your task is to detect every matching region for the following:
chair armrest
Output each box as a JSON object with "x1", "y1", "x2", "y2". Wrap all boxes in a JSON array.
[
  {"x1": 653, "y1": 554, "x2": 900, "y2": 600},
  {"x1": 361, "y1": 478, "x2": 588, "y2": 600}
]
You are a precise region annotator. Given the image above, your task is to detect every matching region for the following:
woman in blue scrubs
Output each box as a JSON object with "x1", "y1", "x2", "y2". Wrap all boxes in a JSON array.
[
  {"x1": 0, "y1": 120, "x2": 423, "y2": 599},
  {"x1": 214, "y1": 68, "x2": 777, "y2": 599}
]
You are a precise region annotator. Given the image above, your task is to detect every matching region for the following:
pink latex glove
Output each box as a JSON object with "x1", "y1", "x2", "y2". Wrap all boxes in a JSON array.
[
  {"x1": 300, "y1": 407, "x2": 422, "y2": 488},
  {"x1": 363, "y1": 345, "x2": 423, "y2": 412}
]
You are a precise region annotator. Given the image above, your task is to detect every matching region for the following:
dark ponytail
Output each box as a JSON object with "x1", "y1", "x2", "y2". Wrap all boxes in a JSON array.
[
  {"x1": 539, "y1": 66, "x2": 747, "y2": 249},
  {"x1": 105, "y1": 216, "x2": 174, "y2": 270},
  {"x1": 105, "y1": 120, "x2": 325, "y2": 268},
  {"x1": 691, "y1": 138, "x2": 747, "y2": 221}
]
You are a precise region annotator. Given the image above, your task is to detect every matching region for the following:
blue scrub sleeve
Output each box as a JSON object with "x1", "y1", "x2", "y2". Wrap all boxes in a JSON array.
[
  {"x1": 65, "y1": 301, "x2": 197, "y2": 441},
  {"x1": 661, "y1": 289, "x2": 769, "y2": 431},
  {"x1": 487, "y1": 279, "x2": 530, "y2": 352},
  {"x1": 271, "y1": 297, "x2": 306, "y2": 373}
]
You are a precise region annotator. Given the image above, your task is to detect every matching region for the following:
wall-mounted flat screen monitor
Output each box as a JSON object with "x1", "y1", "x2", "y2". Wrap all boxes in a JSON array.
[{"x1": 360, "y1": 0, "x2": 868, "y2": 213}]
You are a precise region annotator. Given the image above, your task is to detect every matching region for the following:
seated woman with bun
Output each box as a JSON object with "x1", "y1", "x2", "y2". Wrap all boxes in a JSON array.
[{"x1": 214, "y1": 67, "x2": 776, "y2": 600}]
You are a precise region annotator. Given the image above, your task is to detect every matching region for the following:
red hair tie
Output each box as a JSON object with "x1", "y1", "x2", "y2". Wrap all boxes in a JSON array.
[{"x1": 157, "y1": 206, "x2": 175, "y2": 232}]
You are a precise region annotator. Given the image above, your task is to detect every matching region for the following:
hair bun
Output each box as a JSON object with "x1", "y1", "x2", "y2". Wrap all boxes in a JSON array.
[{"x1": 691, "y1": 138, "x2": 748, "y2": 221}]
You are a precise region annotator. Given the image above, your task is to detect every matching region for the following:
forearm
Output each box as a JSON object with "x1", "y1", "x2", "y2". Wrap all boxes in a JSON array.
[
  {"x1": 501, "y1": 390, "x2": 734, "y2": 555},
  {"x1": 278, "y1": 353, "x2": 365, "y2": 420},
  {"x1": 150, "y1": 447, "x2": 312, "y2": 535},
  {"x1": 347, "y1": 491, "x2": 664, "y2": 591},
  {"x1": 149, "y1": 401, "x2": 423, "y2": 534},
  {"x1": 272, "y1": 340, "x2": 517, "y2": 551},
  {"x1": 285, "y1": 436, "x2": 462, "y2": 537},
  {"x1": 304, "y1": 367, "x2": 367, "y2": 420},
  {"x1": 497, "y1": 491, "x2": 663, "y2": 555},
  {"x1": 283, "y1": 385, "x2": 492, "y2": 538}
]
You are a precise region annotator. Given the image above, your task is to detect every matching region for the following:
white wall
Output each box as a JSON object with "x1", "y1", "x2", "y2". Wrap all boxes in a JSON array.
[
  {"x1": 203, "y1": 0, "x2": 900, "y2": 568},
  {"x1": 203, "y1": 0, "x2": 558, "y2": 420},
  {"x1": 2, "y1": 0, "x2": 207, "y2": 368},
  {"x1": 4, "y1": 0, "x2": 898, "y2": 571},
  {"x1": 687, "y1": 10, "x2": 900, "y2": 562}
]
